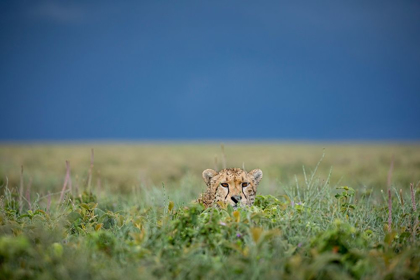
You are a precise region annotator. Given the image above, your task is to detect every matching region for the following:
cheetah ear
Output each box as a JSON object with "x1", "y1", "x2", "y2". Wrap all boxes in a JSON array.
[
  {"x1": 249, "y1": 169, "x2": 263, "y2": 184},
  {"x1": 202, "y1": 169, "x2": 218, "y2": 186}
]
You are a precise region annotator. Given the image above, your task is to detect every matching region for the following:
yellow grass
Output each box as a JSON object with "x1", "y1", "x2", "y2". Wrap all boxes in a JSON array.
[{"x1": 1, "y1": 142, "x2": 419, "y2": 196}]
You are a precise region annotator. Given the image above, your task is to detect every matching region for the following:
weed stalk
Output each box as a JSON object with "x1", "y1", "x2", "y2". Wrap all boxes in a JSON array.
[
  {"x1": 88, "y1": 148, "x2": 94, "y2": 191},
  {"x1": 388, "y1": 189, "x2": 392, "y2": 232},
  {"x1": 399, "y1": 189, "x2": 404, "y2": 207},
  {"x1": 19, "y1": 165, "x2": 24, "y2": 213},
  {"x1": 387, "y1": 156, "x2": 394, "y2": 232},
  {"x1": 59, "y1": 161, "x2": 71, "y2": 203},
  {"x1": 26, "y1": 177, "x2": 32, "y2": 210}
]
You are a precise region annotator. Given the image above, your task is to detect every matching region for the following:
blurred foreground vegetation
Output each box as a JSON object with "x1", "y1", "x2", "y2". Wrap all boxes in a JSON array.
[{"x1": 0, "y1": 143, "x2": 419, "y2": 279}]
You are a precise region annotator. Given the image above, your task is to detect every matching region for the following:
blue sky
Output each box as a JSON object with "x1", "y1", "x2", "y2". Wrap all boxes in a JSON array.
[{"x1": 0, "y1": 0, "x2": 419, "y2": 140}]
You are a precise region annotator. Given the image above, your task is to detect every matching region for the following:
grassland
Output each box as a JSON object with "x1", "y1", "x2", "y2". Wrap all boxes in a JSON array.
[
  {"x1": 0, "y1": 143, "x2": 419, "y2": 279},
  {"x1": 1, "y1": 143, "x2": 419, "y2": 195}
]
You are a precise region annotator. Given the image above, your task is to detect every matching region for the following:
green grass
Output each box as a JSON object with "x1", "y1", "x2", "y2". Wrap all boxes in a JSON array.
[{"x1": 0, "y1": 143, "x2": 419, "y2": 279}]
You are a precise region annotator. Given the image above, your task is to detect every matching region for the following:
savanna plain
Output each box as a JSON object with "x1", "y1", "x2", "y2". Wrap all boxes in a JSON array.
[{"x1": 0, "y1": 143, "x2": 419, "y2": 279}]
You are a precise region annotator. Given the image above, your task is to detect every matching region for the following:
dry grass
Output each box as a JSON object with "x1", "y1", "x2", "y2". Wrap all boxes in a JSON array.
[{"x1": 0, "y1": 142, "x2": 419, "y2": 197}]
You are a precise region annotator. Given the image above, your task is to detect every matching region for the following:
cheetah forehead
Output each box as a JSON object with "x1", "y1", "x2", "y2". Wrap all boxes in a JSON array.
[{"x1": 215, "y1": 168, "x2": 252, "y2": 182}]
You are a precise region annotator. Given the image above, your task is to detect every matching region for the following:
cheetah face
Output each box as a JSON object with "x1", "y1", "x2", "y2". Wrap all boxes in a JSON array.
[{"x1": 202, "y1": 168, "x2": 263, "y2": 208}]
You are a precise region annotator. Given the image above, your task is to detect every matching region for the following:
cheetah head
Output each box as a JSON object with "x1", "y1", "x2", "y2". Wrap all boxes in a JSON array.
[{"x1": 202, "y1": 168, "x2": 263, "y2": 208}]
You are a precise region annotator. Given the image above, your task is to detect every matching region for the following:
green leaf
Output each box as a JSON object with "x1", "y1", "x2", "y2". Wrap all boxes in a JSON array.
[
  {"x1": 80, "y1": 203, "x2": 90, "y2": 210},
  {"x1": 67, "y1": 211, "x2": 82, "y2": 222}
]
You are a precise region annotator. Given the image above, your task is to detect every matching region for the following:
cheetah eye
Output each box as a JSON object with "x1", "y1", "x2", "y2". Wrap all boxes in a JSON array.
[
  {"x1": 242, "y1": 182, "x2": 249, "y2": 188},
  {"x1": 221, "y1": 183, "x2": 229, "y2": 188}
]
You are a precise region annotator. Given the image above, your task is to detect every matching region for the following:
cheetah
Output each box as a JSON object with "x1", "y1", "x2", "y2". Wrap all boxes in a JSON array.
[{"x1": 197, "y1": 168, "x2": 263, "y2": 208}]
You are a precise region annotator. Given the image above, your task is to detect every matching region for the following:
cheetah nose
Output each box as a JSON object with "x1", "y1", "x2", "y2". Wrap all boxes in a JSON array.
[{"x1": 231, "y1": 195, "x2": 242, "y2": 204}]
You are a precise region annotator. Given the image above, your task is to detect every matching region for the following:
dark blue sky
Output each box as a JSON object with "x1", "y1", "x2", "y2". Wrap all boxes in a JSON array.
[{"x1": 1, "y1": 0, "x2": 419, "y2": 140}]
